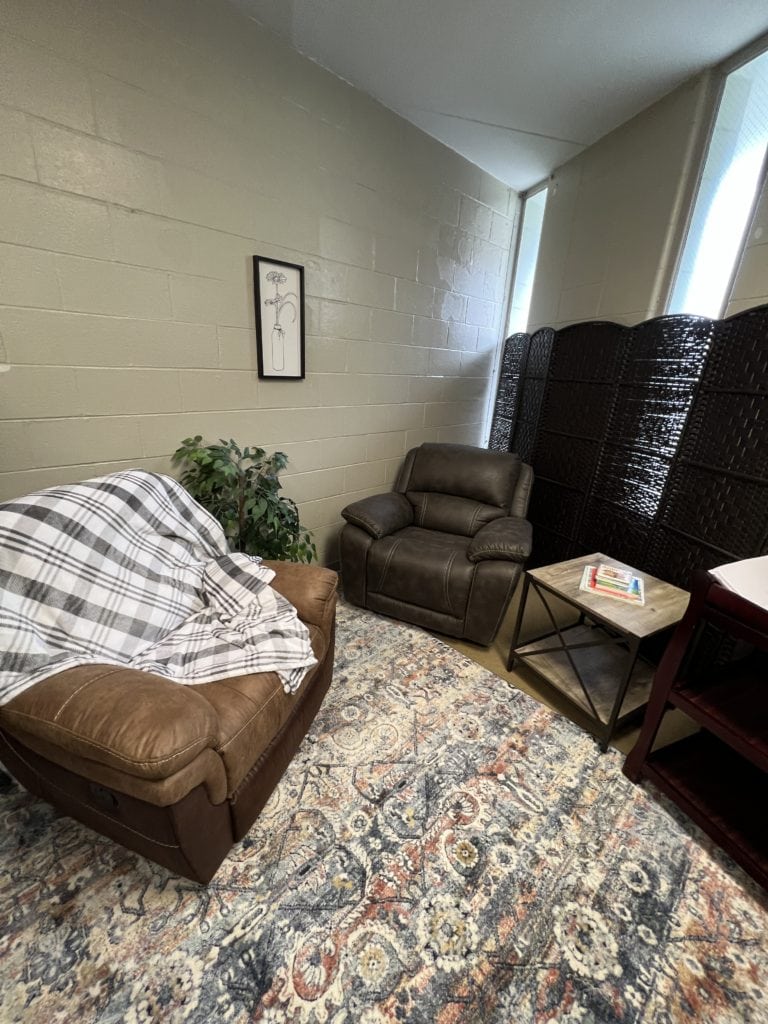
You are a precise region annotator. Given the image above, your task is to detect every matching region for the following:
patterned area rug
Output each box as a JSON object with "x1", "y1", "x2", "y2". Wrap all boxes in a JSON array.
[{"x1": 1, "y1": 602, "x2": 766, "y2": 1024}]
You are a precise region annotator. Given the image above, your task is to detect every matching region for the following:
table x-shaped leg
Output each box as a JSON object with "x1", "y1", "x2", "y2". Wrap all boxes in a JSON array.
[{"x1": 507, "y1": 577, "x2": 642, "y2": 750}]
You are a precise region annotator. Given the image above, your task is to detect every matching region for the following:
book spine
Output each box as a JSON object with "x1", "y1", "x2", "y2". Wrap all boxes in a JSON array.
[
  {"x1": 593, "y1": 581, "x2": 630, "y2": 598},
  {"x1": 595, "y1": 585, "x2": 642, "y2": 602}
]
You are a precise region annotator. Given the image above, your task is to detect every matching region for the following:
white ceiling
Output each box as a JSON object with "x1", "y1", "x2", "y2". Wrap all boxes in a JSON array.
[{"x1": 232, "y1": 0, "x2": 768, "y2": 191}]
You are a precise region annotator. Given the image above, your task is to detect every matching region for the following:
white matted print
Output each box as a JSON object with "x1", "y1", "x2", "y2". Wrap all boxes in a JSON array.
[{"x1": 253, "y1": 256, "x2": 305, "y2": 379}]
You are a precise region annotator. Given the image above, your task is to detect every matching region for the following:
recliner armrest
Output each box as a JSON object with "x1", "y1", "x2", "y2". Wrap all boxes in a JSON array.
[
  {"x1": 0, "y1": 664, "x2": 219, "y2": 780},
  {"x1": 341, "y1": 493, "x2": 413, "y2": 539},
  {"x1": 467, "y1": 517, "x2": 532, "y2": 563}
]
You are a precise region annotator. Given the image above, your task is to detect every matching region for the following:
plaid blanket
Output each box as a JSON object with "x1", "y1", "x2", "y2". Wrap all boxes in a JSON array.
[{"x1": 0, "y1": 470, "x2": 317, "y2": 706}]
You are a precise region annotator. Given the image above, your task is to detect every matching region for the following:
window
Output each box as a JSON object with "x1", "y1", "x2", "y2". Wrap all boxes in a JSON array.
[
  {"x1": 506, "y1": 186, "x2": 548, "y2": 334},
  {"x1": 668, "y1": 47, "x2": 768, "y2": 317}
]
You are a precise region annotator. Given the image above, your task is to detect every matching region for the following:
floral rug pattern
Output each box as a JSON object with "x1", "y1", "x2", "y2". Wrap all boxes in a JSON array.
[{"x1": 1, "y1": 602, "x2": 766, "y2": 1023}]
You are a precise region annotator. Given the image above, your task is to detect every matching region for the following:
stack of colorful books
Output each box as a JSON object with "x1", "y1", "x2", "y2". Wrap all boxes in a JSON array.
[{"x1": 579, "y1": 563, "x2": 645, "y2": 605}]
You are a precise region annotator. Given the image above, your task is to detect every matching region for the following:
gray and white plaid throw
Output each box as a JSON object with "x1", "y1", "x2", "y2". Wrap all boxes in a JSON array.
[{"x1": 0, "y1": 470, "x2": 317, "y2": 705}]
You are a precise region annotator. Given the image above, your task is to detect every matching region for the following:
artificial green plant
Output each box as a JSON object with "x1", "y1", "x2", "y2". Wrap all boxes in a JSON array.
[{"x1": 172, "y1": 436, "x2": 316, "y2": 563}]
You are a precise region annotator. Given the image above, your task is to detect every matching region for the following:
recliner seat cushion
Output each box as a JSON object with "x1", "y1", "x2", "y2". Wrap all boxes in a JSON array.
[{"x1": 366, "y1": 527, "x2": 475, "y2": 618}]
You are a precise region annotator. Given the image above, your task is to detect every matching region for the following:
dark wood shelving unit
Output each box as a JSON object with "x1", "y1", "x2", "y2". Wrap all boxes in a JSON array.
[{"x1": 624, "y1": 571, "x2": 768, "y2": 891}]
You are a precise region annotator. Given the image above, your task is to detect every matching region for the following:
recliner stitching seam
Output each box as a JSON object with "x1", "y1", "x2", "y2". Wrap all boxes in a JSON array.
[
  {"x1": 464, "y1": 562, "x2": 480, "y2": 629},
  {"x1": 196, "y1": 678, "x2": 266, "y2": 713},
  {"x1": 488, "y1": 573, "x2": 519, "y2": 641},
  {"x1": 374, "y1": 537, "x2": 401, "y2": 593},
  {"x1": 467, "y1": 504, "x2": 482, "y2": 535},
  {"x1": 443, "y1": 551, "x2": 457, "y2": 616},
  {"x1": 219, "y1": 686, "x2": 282, "y2": 752},
  {"x1": 52, "y1": 668, "x2": 123, "y2": 722}
]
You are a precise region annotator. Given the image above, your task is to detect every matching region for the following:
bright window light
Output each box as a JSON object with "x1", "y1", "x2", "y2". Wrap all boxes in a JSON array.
[
  {"x1": 669, "y1": 48, "x2": 768, "y2": 317},
  {"x1": 507, "y1": 187, "x2": 548, "y2": 334}
]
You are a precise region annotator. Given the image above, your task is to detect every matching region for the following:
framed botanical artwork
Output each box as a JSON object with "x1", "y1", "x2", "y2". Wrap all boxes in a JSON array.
[{"x1": 253, "y1": 255, "x2": 305, "y2": 379}]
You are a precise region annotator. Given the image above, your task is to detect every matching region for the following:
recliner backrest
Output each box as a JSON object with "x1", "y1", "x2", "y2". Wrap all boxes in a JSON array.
[{"x1": 395, "y1": 443, "x2": 522, "y2": 537}]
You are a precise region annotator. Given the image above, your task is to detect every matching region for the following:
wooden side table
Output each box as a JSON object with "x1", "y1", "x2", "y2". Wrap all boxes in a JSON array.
[{"x1": 507, "y1": 552, "x2": 690, "y2": 750}]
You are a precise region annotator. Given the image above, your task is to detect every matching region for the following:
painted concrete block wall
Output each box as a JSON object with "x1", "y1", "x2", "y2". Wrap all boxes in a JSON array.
[
  {"x1": 0, "y1": 0, "x2": 515, "y2": 562},
  {"x1": 727, "y1": 176, "x2": 768, "y2": 314},
  {"x1": 527, "y1": 75, "x2": 713, "y2": 332}
]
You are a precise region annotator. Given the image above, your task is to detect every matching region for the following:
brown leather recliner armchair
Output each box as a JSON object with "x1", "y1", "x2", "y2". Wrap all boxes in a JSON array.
[
  {"x1": 340, "y1": 443, "x2": 533, "y2": 645},
  {"x1": 0, "y1": 561, "x2": 337, "y2": 884}
]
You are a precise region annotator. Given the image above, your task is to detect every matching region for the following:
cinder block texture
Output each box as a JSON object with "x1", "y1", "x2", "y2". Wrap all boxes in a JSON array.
[
  {"x1": 0, "y1": 0, "x2": 515, "y2": 561},
  {"x1": 527, "y1": 76, "x2": 714, "y2": 332}
]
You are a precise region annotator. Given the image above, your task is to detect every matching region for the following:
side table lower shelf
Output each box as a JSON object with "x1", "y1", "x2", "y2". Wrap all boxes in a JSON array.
[
  {"x1": 640, "y1": 731, "x2": 768, "y2": 889},
  {"x1": 514, "y1": 623, "x2": 655, "y2": 742}
]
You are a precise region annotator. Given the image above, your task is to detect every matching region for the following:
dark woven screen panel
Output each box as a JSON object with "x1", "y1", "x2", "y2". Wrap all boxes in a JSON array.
[
  {"x1": 509, "y1": 328, "x2": 554, "y2": 463},
  {"x1": 579, "y1": 315, "x2": 712, "y2": 574},
  {"x1": 487, "y1": 334, "x2": 529, "y2": 453},
  {"x1": 487, "y1": 303, "x2": 768, "y2": 586},
  {"x1": 645, "y1": 304, "x2": 768, "y2": 584},
  {"x1": 524, "y1": 322, "x2": 627, "y2": 564}
]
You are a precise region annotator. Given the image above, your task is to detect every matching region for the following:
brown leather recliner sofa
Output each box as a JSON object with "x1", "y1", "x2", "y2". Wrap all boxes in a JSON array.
[
  {"x1": 340, "y1": 442, "x2": 533, "y2": 645},
  {"x1": 0, "y1": 560, "x2": 337, "y2": 884}
]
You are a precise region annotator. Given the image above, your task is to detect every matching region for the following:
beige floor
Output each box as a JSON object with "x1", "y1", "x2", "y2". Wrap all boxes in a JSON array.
[{"x1": 441, "y1": 580, "x2": 697, "y2": 757}]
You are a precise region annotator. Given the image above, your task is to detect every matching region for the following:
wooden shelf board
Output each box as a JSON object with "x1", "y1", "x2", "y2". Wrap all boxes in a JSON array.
[
  {"x1": 645, "y1": 732, "x2": 768, "y2": 888},
  {"x1": 673, "y1": 660, "x2": 768, "y2": 772},
  {"x1": 514, "y1": 624, "x2": 654, "y2": 724}
]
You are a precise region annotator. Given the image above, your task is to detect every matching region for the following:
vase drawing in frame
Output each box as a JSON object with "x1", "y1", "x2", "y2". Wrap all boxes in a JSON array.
[{"x1": 254, "y1": 256, "x2": 305, "y2": 379}]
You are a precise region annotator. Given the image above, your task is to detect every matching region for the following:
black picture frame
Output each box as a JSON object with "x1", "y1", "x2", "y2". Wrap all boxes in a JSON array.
[{"x1": 253, "y1": 255, "x2": 305, "y2": 379}]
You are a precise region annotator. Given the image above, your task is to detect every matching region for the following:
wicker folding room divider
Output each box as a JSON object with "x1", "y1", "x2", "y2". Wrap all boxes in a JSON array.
[{"x1": 489, "y1": 304, "x2": 768, "y2": 590}]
